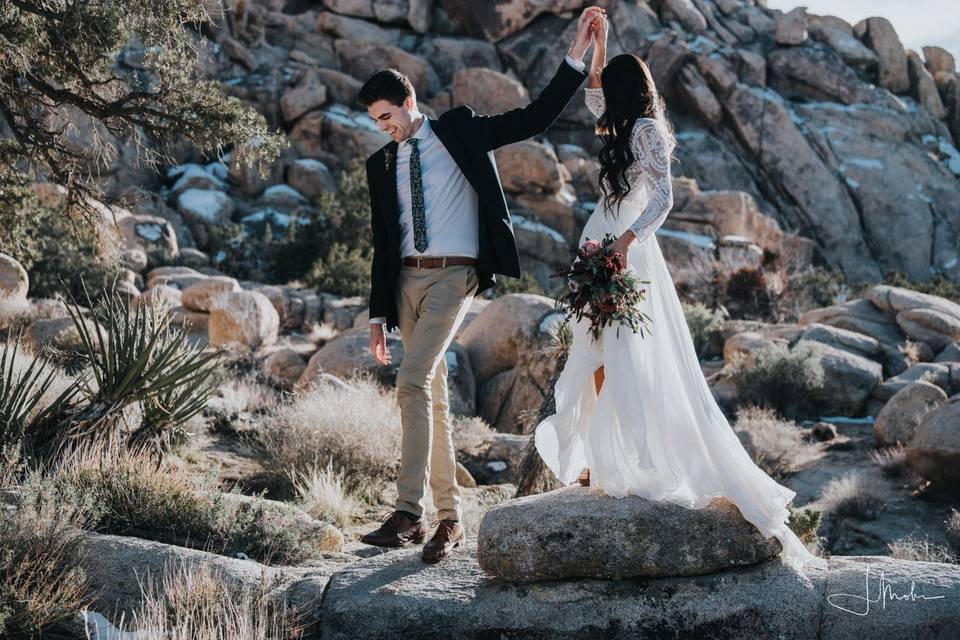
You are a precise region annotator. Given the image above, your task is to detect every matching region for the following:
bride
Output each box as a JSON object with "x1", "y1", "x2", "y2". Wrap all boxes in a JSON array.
[{"x1": 534, "y1": 13, "x2": 821, "y2": 573}]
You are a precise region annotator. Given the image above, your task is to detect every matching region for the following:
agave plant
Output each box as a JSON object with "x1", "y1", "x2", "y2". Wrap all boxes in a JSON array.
[
  {"x1": 30, "y1": 284, "x2": 222, "y2": 460},
  {"x1": 0, "y1": 334, "x2": 80, "y2": 452}
]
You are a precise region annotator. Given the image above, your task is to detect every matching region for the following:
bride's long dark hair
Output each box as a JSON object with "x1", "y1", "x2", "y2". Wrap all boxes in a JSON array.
[{"x1": 595, "y1": 53, "x2": 675, "y2": 215}]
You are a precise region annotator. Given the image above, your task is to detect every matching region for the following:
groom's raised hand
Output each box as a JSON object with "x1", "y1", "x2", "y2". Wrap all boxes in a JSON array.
[{"x1": 568, "y1": 6, "x2": 606, "y2": 62}]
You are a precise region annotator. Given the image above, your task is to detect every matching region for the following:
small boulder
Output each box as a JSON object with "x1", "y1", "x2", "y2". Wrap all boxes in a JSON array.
[
  {"x1": 906, "y1": 396, "x2": 960, "y2": 494},
  {"x1": 208, "y1": 291, "x2": 279, "y2": 351},
  {"x1": 181, "y1": 276, "x2": 242, "y2": 312},
  {"x1": 477, "y1": 485, "x2": 783, "y2": 582},
  {"x1": 0, "y1": 253, "x2": 29, "y2": 303},
  {"x1": 873, "y1": 380, "x2": 947, "y2": 447}
]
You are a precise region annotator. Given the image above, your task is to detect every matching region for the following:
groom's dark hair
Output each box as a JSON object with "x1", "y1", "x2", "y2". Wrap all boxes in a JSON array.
[{"x1": 358, "y1": 69, "x2": 416, "y2": 107}]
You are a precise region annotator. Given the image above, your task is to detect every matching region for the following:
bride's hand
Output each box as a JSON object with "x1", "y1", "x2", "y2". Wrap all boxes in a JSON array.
[
  {"x1": 610, "y1": 230, "x2": 635, "y2": 257},
  {"x1": 569, "y1": 6, "x2": 606, "y2": 61}
]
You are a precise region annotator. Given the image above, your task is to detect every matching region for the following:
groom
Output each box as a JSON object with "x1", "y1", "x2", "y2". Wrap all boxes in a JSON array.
[{"x1": 357, "y1": 6, "x2": 603, "y2": 563}]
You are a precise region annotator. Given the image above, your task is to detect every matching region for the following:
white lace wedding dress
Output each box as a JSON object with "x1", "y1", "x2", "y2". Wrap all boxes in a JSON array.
[{"x1": 534, "y1": 87, "x2": 821, "y2": 574}]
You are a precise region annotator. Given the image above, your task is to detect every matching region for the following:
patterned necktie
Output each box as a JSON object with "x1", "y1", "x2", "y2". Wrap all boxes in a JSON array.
[{"x1": 408, "y1": 138, "x2": 428, "y2": 253}]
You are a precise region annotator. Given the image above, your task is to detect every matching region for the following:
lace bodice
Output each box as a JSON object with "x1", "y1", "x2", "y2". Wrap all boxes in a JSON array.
[{"x1": 585, "y1": 87, "x2": 675, "y2": 244}]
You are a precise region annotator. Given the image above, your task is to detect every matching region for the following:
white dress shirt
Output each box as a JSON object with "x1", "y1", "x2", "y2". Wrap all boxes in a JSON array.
[{"x1": 371, "y1": 55, "x2": 585, "y2": 326}]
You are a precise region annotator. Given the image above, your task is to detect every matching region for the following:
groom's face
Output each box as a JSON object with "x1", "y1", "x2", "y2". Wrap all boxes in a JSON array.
[{"x1": 367, "y1": 96, "x2": 417, "y2": 144}]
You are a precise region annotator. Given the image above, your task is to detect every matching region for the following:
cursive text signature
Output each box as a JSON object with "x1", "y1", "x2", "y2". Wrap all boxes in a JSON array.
[{"x1": 827, "y1": 565, "x2": 946, "y2": 616}]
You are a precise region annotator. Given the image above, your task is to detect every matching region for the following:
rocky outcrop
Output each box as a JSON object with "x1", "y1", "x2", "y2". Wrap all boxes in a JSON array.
[
  {"x1": 319, "y1": 538, "x2": 960, "y2": 639},
  {"x1": 458, "y1": 294, "x2": 562, "y2": 432}
]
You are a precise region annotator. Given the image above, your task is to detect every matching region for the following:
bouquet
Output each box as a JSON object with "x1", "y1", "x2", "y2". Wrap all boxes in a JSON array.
[{"x1": 552, "y1": 233, "x2": 654, "y2": 342}]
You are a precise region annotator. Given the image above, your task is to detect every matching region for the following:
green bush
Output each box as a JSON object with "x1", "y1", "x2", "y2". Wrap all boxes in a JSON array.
[
  {"x1": 273, "y1": 162, "x2": 373, "y2": 287},
  {"x1": 0, "y1": 189, "x2": 123, "y2": 302},
  {"x1": 491, "y1": 272, "x2": 548, "y2": 298},
  {"x1": 726, "y1": 341, "x2": 826, "y2": 420},
  {"x1": 304, "y1": 242, "x2": 370, "y2": 297},
  {"x1": 787, "y1": 505, "x2": 822, "y2": 546},
  {"x1": 682, "y1": 302, "x2": 729, "y2": 359}
]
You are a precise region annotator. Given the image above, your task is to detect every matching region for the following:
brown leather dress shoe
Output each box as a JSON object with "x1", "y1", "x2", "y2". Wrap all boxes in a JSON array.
[
  {"x1": 422, "y1": 519, "x2": 465, "y2": 563},
  {"x1": 360, "y1": 510, "x2": 430, "y2": 548}
]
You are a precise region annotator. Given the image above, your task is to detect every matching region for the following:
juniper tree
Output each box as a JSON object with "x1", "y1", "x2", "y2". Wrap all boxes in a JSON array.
[{"x1": 0, "y1": 0, "x2": 286, "y2": 242}]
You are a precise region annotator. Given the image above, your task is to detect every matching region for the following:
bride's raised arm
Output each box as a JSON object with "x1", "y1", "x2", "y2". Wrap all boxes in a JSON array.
[
  {"x1": 627, "y1": 120, "x2": 674, "y2": 244},
  {"x1": 584, "y1": 12, "x2": 606, "y2": 117}
]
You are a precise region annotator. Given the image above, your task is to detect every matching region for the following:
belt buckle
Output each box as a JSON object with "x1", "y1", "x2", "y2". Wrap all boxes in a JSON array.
[
  {"x1": 442, "y1": 256, "x2": 447, "y2": 268},
  {"x1": 416, "y1": 256, "x2": 423, "y2": 269}
]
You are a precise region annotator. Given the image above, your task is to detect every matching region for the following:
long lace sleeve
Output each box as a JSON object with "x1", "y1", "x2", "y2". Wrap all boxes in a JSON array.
[
  {"x1": 627, "y1": 119, "x2": 674, "y2": 244},
  {"x1": 585, "y1": 87, "x2": 605, "y2": 118}
]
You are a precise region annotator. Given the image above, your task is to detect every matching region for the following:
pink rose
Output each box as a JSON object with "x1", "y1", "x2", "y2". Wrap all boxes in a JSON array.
[{"x1": 581, "y1": 239, "x2": 601, "y2": 257}]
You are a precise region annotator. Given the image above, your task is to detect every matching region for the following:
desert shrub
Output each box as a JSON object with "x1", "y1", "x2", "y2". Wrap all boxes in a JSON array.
[
  {"x1": 725, "y1": 341, "x2": 826, "y2": 420},
  {"x1": 0, "y1": 470, "x2": 101, "y2": 639},
  {"x1": 272, "y1": 162, "x2": 373, "y2": 287},
  {"x1": 304, "y1": 242, "x2": 370, "y2": 297},
  {"x1": 682, "y1": 301, "x2": 729, "y2": 359},
  {"x1": 888, "y1": 535, "x2": 958, "y2": 564},
  {"x1": 946, "y1": 509, "x2": 960, "y2": 556},
  {"x1": 256, "y1": 376, "x2": 401, "y2": 501},
  {"x1": 733, "y1": 405, "x2": 819, "y2": 479},
  {"x1": 0, "y1": 192, "x2": 123, "y2": 302},
  {"x1": 0, "y1": 338, "x2": 80, "y2": 460},
  {"x1": 715, "y1": 266, "x2": 777, "y2": 320},
  {"x1": 451, "y1": 415, "x2": 496, "y2": 454},
  {"x1": 28, "y1": 289, "x2": 221, "y2": 461},
  {"x1": 103, "y1": 561, "x2": 310, "y2": 639},
  {"x1": 778, "y1": 266, "x2": 850, "y2": 321},
  {"x1": 41, "y1": 449, "x2": 332, "y2": 566},
  {"x1": 492, "y1": 272, "x2": 548, "y2": 297},
  {"x1": 786, "y1": 505, "x2": 822, "y2": 546},
  {"x1": 818, "y1": 471, "x2": 886, "y2": 520}
]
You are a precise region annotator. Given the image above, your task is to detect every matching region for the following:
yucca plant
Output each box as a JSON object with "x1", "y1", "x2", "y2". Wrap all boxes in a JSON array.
[
  {"x1": 29, "y1": 284, "x2": 222, "y2": 460},
  {"x1": 0, "y1": 335, "x2": 80, "y2": 458}
]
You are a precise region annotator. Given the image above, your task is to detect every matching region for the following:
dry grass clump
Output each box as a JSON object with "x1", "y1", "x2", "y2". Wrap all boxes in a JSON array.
[
  {"x1": 817, "y1": 471, "x2": 886, "y2": 520},
  {"x1": 291, "y1": 461, "x2": 360, "y2": 530},
  {"x1": 0, "y1": 462, "x2": 99, "y2": 638},
  {"x1": 888, "y1": 535, "x2": 958, "y2": 564},
  {"x1": 92, "y1": 561, "x2": 309, "y2": 639},
  {"x1": 733, "y1": 405, "x2": 819, "y2": 479},
  {"x1": 256, "y1": 375, "x2": 401, "y2": 501},
  {"x1": 869, "y1": 444, "x2": 910, "y2": 479}
]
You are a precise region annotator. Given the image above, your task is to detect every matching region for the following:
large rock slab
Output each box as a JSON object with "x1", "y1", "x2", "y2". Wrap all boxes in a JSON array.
[
  {"x1": 476, "y1": 485, "x2": 784, "y2": 582},
  {"x1": 317, "y1": 536, "x2": 960, "y2": 639},
  {"x1": 208, "y1": 290, "x2": 279, "y2": 351},
  {"x1": 320, "y1": 539, "x2": 826, "y2": 640},
  {"x1": 78, "y1": 531, "x2": 353, "y2": 624}
]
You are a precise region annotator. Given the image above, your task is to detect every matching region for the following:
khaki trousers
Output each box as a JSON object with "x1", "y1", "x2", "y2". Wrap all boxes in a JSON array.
[{"x1": 394, "y1": 262, "x2": 478, "y2": 521}]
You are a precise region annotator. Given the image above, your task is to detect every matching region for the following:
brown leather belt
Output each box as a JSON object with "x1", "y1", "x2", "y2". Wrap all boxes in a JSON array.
[{"x1": 401, "y1": 256, "x2": 478, "y2": 269}]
